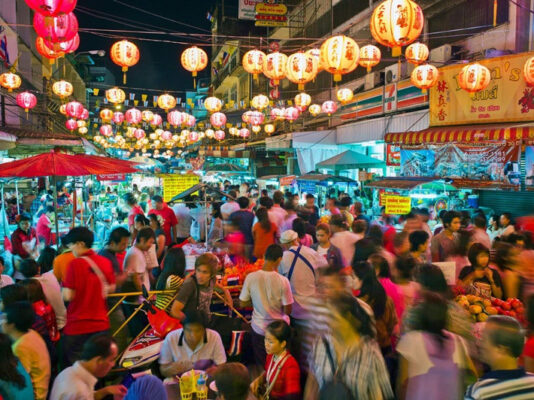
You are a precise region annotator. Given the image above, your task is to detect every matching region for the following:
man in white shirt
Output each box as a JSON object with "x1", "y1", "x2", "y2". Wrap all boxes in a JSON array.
[
  {"x1": 220, "y1": 190, "x2": 240, "y2": 220},
  {"x1": 269, "y1": 191, "x2": 288, "y2": 236},
  {"x1": 471, "y1": 213, "x2": 492, "y2": 249},
  {"x1": 50, "y1": 333, "x2": 127, "y2": 400},
  {"x1": 329, "y1": 214, "x2": 362, "y2": 267},
  {"x1": 172, "y1": 202, "x2": 193, "y2": 242},
  {"x1": 159, "y1": 311, "x2": 227, "y2": 377},
  {"x1": 240, "y1": 244, "x2": 293, "y2": 365}
]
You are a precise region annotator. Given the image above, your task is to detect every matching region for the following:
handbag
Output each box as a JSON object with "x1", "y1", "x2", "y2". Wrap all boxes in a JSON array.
[
  {"x1": 259, "y1": 353, "x2": 290, "y2": 400},
  {"x1": 318, "y1": 337, "x2": 355, "y2": 400}
]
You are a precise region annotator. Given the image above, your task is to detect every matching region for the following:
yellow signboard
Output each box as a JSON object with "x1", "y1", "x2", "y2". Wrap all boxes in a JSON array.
[
  {"x1": 255, "y1": 20, "x2": 287, "y2": 27},
  {"x1": 160, "y1": 174, "x2": 199, "y2": 203},
  {"x1": 429, "y1": 52, "x2": 534, "y2": 126},
  {"x1": 255, "y1": 3, "x2": 287, "y2": 14},
  {"x1": 385, "y1": 195, "x2": 412, "y2": 215}
]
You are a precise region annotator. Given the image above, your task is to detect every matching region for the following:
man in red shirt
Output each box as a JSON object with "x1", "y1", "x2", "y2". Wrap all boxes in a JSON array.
[
  {"x1": 125, "y1": 192, "x2": 145, "y2": 239},
  {"x1": 36, "y1": 206, "x2": 55, "y2": 246},
  {"x1": 61, "y1": 227, "x2": 116, "y2": 368},
  {"x1": 148, "y1": 195, "x2": 178, "y2": 246},
  {"x1": 11, "y1": 213, "x2": 39, "y2": 259}
]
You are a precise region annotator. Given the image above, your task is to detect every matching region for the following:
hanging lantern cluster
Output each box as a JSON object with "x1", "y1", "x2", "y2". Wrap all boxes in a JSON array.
[
  {"x1": 181, "y1": 46, "x2": 208, "y2": 87},
  {"x1": 110, "y1": 40, "x2": 140, "y2": 84},
  {"x1": 458, "y1": 63, "x2": 491, "y2": 94},
  {"x1": 370, "y1": 0, "x2": 424, "y2": 57},
  {"x1": 320, "y1": 35, "x2": 359, "y2": 82}
]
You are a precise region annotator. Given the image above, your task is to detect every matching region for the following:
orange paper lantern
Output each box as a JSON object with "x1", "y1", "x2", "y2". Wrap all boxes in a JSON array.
[
  {"x1": 52, "y1": 79, "x2": 73, "y2": 98},
  {"x1": 309, "y1": 104, "x2": 321, "y2": 116},
  {"x1": 251, "y1": 94, "x2": 270, "y2": 111},
  {"x1": 523, "y1": 56, "x2": 534, "y2": 87},
  {"x1": 286, "y1": 52, "x2": 318, "y2": 90},
  {"x1": 243, "y1": 49, "x2": 266, "y2": 80},
  {"x1": 458, "y1": 63, "x2": 491, "y2": 94},
  {"x1": 337, "y1": 88, "x2": 354, "y2": 104},
  {"x1": 100, "y1": 108, "x2": 113, "y2": 121},
  {"x1": 410, "y1": 64, "x2": 439, "y2": 93},
  {"x1": 370, "y1": 0, "x2": 424, "y2": 57},
  {"x1": 157, "y1": 94, "x2": 177, "y2": 112},
  {"x1": 204, "y1": 96, "x2": 222, "y2": 113},
  {"x1": 36, "y1": 36, "x2": 63, "y2": 62},
  {"x1": 0, "y1": 72, "x2": 22, "y2": 92},
  {"x1": 105, "y1": 87, "x2": 126, "y2": 104},
  {"x1": 359, "y1": 45, "x2": 381, "y2": 72},
  {"x1": 320, "y1": 35, "x2": 359, "y2": 82},
  {"x1": 405, "y1": 42, "x2": 429, "y2": 65},
  {"x1": 181, "y1": 46, "x2": 208, "y2": 87},
  {"x1": 263, "y1": 51, "x2": 288, "y2": 85},
  {"x1": 110, "y1": 40, "x2": 140, "y2": 84}
]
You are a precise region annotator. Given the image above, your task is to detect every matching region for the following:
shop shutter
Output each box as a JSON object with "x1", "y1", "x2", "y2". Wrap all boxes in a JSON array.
[{"x1": 478, "y1": 190, "x2": 534, "y2": 218}]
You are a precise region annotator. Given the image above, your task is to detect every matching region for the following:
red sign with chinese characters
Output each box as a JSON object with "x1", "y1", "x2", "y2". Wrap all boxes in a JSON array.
[{"x1": 386, "y1": 144, "x2": 401, "y2": 166}]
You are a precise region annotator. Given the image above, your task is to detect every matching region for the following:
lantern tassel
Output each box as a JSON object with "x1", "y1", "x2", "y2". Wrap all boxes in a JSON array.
[
  {"x1": 123, "y1": 72, "x2": 127, "y2": 85},
  {"x1": 493, "y1": 0, "x2": 497, "y2": 26},
  {"x1": 392, "y1": 46, "x2": 401, "y2": 57}
]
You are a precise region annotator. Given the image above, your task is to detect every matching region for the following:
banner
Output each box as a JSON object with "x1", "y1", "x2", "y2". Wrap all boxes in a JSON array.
[
  {"x1": 279, "y1": 175, "x2": 296, "y2": 186},
  {"x1": 238, "y1": 0, "x2": 262, "y2": 20},
  {"x1": 400, "y1": 144, "x2": 520, "y2": 187},
  {"x1": 297, "y1": 180, "x2": 316, "y2": 195},
  {"x1": 429, "y1": 52, "x2": 534, "y2": 126},
  {"x1": 160, "y1": 174, "x2": 199, "y2": 202},
  {"x1": 386, "y1": 144, "x2": 401, "y2": 166},
  {"x1": 385, "y1": 195, "x2": 412, "y2": 215},
  {"x1": 96, "y1": 173, "x2": 126, "y2": 182}
]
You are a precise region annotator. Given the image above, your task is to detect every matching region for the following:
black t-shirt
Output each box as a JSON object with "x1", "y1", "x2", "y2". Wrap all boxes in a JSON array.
[{"x1": 458, "y1": 265, "x2": 503, "y2": 298}]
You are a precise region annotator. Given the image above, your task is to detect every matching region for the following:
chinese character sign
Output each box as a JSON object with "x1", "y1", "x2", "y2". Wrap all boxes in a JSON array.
[{"x1": 429, "y1": 52, "x2": 534, "y2": 126}]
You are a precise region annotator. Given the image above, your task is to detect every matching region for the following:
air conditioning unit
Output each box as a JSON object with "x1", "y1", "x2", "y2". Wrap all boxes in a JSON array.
[
  {"x1": 430, "y1": 44, "x2": 452, "y2": 64},
  {"x1": 384, "y1": 63, "x2": 407, "y2": 84},
  {"x1": 364, "y1": 71, "x2": 381, "y2": 90}
]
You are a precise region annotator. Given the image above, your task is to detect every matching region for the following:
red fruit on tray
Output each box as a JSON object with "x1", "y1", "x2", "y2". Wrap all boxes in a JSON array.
[
  {"x1": 509, "y1": 310, "x2": 518, "y2": 318},
  {"x1": 515, "y1": 306, "x2": 525, "y2": 315},
  {"x1": 511, "y1": 299, "x2": 521, "y2": 309},
  {"x1": 501, "y1": 302, "x2": 512, "y2": 311},
  {"x1": 492, "y1": 299, "x2": 502, "y2": 307}
]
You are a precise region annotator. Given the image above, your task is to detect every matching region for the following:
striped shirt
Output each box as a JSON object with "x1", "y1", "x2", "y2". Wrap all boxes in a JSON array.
[
  {"x1": 155, "y1": 275, "x2": 184, "y2": 310},
  {"x1": 465, "y1": 368, "x2": 534, "y2": 399}
]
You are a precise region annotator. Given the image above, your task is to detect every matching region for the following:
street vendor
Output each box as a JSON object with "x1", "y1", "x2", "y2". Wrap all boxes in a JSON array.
[{"x1": 11, "y1": 213, "x2": 39, "y2": 279}]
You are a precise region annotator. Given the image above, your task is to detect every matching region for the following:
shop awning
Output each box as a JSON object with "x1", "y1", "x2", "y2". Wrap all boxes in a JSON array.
[
  {"x1": 316, "y1": 150, "x2": 385, "y2": 171},
  {"x1": 367, "y1": 177, "x2": 516, "y2": 190},
  {"x1": 297, "y1": 173, "x2": 356, "y2": 183},
  {"x1": 385, "y1": 124, "x2": 534, "y2": 145}
]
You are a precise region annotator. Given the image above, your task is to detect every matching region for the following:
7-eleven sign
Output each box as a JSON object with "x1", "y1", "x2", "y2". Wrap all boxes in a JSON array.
[{"x1": 384, "y1": 83, "x2": 397, "y2": 113}]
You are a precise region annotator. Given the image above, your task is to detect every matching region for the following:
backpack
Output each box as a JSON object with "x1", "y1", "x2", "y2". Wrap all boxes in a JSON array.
[{"x1": 318, "y1": 337, "x2": 355, "y2": 400}]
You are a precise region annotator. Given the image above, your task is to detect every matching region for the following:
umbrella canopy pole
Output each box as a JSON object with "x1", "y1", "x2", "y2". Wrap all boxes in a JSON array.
[
  {"x1": 15, "y1": 181, "x2": 19, "y2": 215},
  {"x1": 53, "y1": 176, "x2": 59, "y2": 246},
  {"x1": 204, "y1": 189, "x2": 209, "y2": 245},
  {"x1": 1, "y1": 183, "x2": 6, "y2": 237}
]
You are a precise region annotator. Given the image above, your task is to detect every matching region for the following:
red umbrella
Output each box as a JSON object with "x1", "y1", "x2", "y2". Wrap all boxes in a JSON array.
[
  {"x1": 0, "y1": 150, "x2": 139, "y2": 244},
  {"x1": 0, "y1": 150, "x2": 138, "y2": 177}
]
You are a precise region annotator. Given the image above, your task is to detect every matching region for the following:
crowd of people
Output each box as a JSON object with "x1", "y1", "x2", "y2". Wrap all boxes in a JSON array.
[{"x1": 1, "y1": 182, "x2": 534, "y2": 400}]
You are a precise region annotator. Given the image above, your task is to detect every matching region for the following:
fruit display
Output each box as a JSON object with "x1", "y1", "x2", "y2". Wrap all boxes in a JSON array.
[
  {"x1": 220, "y1": 259, "x2": 264, "y2": 287},
  {"x1": 455, "y1": 294, "x2": 526, "y2": 324}
]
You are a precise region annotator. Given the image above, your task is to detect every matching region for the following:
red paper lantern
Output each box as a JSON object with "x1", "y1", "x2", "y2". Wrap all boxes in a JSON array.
[
  {"x1": 239, "y1": 128, "x2": 250, "y2": 138},
  {"x1": 25, "y1": 0, "x2": 77, "y2": 16},
  {"x1": 270, "y1": 108, "x2": 285, "y2": 121},
  {"x1": 112, "y1": 111, "x2": 124, "y2": 124},
  {"x1": 242, "y1": 111, "x2": 253, "y2": 123},
  {"x1": 100, "y1": 124, "x2": 113, "y2": 137},
  {"x1": 151, "y1": 114, "x2": 163, "y2": 126},
  {"x1": 321, "y1": 100, "x2": 337, "y2": 116},
  {"x1": 36, "y1": 37, "x2": 63, "y2": 62},
  {"x1": 65, "y1": 101, "x2": 83, "y2": 119},
  {"x1": 210, "y1": 112, "x2": 227, "y2": 128},
  {"x1": 33, "y1": 12, "x2": 78, "y2": 43},
  {"x1": 458, "y1": 63, "x2": 491, "y2": 94},
  {"x1": 110, "y1": 40, "x2": 140, "y2": 84},
  {"x1": 284, "y1": 107, "x2": 299, "y2": 121},
  {"x1": 16, "y1": 92, "x2": 37, "y2": 112},
  {"x1": 65, "y1": 118, "x2": 77, "y2": 131},
  {"x1": 249, "y1": 111, "x2": 265, "y2": 126},
  {"x1": 44, "y1": 33, "x2": 79, "y2": 54},
  {"x1": 214, "y1": 130, "x2": 225, "y2": 141},
  {"x1": 125, "y1": 108, "x2": 142, "y2": 124},
  {"x1": 411, "y1": 64, "x2": 439, "y2": 93},
  {"x1": 134, "y1": 128, "x2": 145, "y2": 140},
  {"x1": 99, "y1": 109, "x2": 113, "y2": 121},
  {"x1": 80, "y1": 108, "x2": 89, "y2": 120},
  {"x1": 167, "y1": 110, "x2": 185, "y2": 127}
]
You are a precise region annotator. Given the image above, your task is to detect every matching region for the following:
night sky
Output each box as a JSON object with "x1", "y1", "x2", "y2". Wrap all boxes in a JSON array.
[{"x1": 76, "y1": 0, "x2": 216, "y2": 94}]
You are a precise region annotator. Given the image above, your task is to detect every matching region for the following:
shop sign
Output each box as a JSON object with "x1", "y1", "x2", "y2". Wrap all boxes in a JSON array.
[
  {"x1": 526, "y1": 146, "x2": 534, "y2": 190},
  {"x1": 429, "y1": 51, "x2": 534, "y2": 126},
  {"x1": 386, "y1": 144, "x2": 401, "y2": 166},
  {"x1": 384, "y1": 83, "x2": 397, "y2": 113},
  {"x1": 255, "y1": 3, "x2": 287, "y2": 14},
  {"x1": 385, "y1": 195, "x2": 411, "y2": 215},
  {"x1": 238, "y1": 0, "x2": 262, "y2": 20},
  {"x1": 255, "y1": 2, "x2": 287, "y2": 27},
  {"x1": 96, "y1": 173, "x2": 126, "y2": 182},
  {"x1": 279, "y1": 175, "x2": 296, "y2": 186},
  {"x1": 297, "y1": 180, "x2": 316, "y2": 195},
  {"x1": 160, "y1": 174, "x2": 200, "y2": 202},
  {"x1": 396, "y1": 79, "x2": 428, "y2": 111},
  {"x1": 340, "y1": 87, "x2": 384, "y2": 120},
  {"x1": 400, "y1": 144, "x2": 520, "y2": 187},
  {"x1": 255, "y1": 18, "x2": 287, "y2": 27}
]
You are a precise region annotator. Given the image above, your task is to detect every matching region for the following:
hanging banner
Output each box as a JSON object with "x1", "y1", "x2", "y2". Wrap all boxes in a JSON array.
[
  {"x1": 386, "y1": 144, "x2": 401, "y2": 166},
  {"x1": 400, "y1": 144, "x2": 520, "y2": 187},
  {"x1": 429, "y1": 52, "x2": 534, "y2": 126},
  {"x1": 238, "y1": 0, "x2": 262, "y2": 20},
  {"x1": 279, "y1": 175, "x2": 296, "y2": 186},
  {"x1": 385, "y1": 195, "x2": 412, "y2": 215},
  {"x1": 160, "y1": 174, "x2": 199, "y2": 202}
]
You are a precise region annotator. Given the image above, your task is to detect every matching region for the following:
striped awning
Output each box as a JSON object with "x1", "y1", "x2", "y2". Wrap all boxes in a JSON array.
[{"x1": 385, "y1": 125, "x2": 534, "y2": 145}]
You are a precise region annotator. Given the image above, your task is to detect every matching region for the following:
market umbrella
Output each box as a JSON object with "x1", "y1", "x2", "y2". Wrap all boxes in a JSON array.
[
  {"x1": 316, "y1": 150, "x2": 385, "y2": 172},
  {"x1": 0, "y1": 149, "x2": 139, "y2": 244}
]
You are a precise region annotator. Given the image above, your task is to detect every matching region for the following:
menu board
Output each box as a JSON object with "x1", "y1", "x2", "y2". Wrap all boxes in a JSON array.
[
  {"x1": 384, "y1": 195, "x2": 412, "y2": 215},
  {"x1": 160, "y1": 174, "x2": 199, "y2": 202}
]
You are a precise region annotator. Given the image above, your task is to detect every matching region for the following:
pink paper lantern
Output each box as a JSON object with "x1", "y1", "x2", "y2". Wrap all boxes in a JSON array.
[
  {"x1": 151, "y1": 113, "x2": 162, "y2": 126},
  {"x1": 270, "y1": 108, "x2": 285, "y2": 121},
  {"x1": 33, "y1": 12, "x2": 78, "y2": 43},
  {"x1": 214, "y1": 130, "x2": 225, "y2": 140},
  {"x1": 65, "y1": 101, "x2": 83, "y2": 119},
  {"x1": 167, "y1": 110, "x2": 184, "y2": 127},
  {"x1": 185, "y1": 114, "x2": 196, "y2": 128},
  {"x1": 284, "y1": 107, "x2": 299, "y2": 121},
  {"x1": 16, "y1": 91, "x2": 37, "y2": 112},
  {"x1": 65, "y1": 118, "x2": 77, "y2": 131},
  {"x1": 134, "y1": 128, "x2": 145, "y2": 139},
  {"x1": 249, "y1": 111, "x2": 265, "y2": 126},
  {"x1": 80, "y1": 108, "x2": 89, "y2": 120},
  {"x1": 25, "y1": 0, "x2": 77, "y2": 16},
  {"x1": 161, "y1": 130, "x2": 172, "y2": 141},
  {"x1": 242, "y1": 111, "x2": 253, "y2": 123},
  {"x1": 188, "y1": 131, "x2": 199, "y2": 142},
  {"x1": 210, "y1": 112, "x2": 227, "y2": 128},
  {"x1": 239, "y1": 128, "x2": 250, "y2": 138},
  {"x1": 112, "y1": 111, "x2": 124, "y2": 124},
  {"x1": 321, "y1": 100, "x2": 338, "y2": 115},
  {"x1": 100, "y1": 124, "x2": 113, "y2": 136},
  {"x1": 125, "y1": 108, "x2": 142, "y2": 124}
]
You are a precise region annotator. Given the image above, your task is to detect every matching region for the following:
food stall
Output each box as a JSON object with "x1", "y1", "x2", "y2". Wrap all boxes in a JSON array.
[{"x1": 296, "y1": 173, "x2": 358, "y2": 209}]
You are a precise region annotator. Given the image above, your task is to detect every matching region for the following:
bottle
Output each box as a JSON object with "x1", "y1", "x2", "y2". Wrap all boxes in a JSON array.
[{"x1": 197, "y1": 375, "x2": 208, "y2": 399}]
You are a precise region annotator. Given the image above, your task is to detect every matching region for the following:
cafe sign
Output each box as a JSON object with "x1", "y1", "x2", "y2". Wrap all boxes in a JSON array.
[{"x1": 429, "y1": 52, "x2": 534, "y2": 126}]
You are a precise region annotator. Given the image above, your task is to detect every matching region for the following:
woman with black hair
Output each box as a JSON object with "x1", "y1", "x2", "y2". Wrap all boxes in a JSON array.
[
  {"x1": 207, "y1": 201, "x2": 224, "y2": 245},
  {"x1": 252, "y1": 207, "x2": 278, "y2": 260},
  {"x1": 292, "y1": 217, "x2": 313, "y2": 247},
  {"x1": 155, "y1": 247, "x2": 186, "y2": 310},
  {"x1": 499, "y1": 212, "x2": 515, "y2": 238},
  {"x1": 149, "y1": 213, "x2": 166, "y2": 262},
  {"x1": 397, "y1": 293, "x2": 475, "y2": 400},
  {"x1": 305, "y1": 293, "x2": 394, "y2": 400},
  {"x1": 0, "y1": 332, "x2": 34, "y2": 400},
  {"x1": 251, "y1": 320, "x2": 301, "y2": 400},
  {"x1": 353, "y1": 262, "x2": 397, "y2": 351},
  {"x1": 459, "y1": 243, "x2": 503, "y2": 299}
]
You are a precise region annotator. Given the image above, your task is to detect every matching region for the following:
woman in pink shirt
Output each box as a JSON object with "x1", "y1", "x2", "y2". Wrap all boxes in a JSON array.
[
  {"x1": 369, "y1": 253, "x2": 405, "y2": 321},
  {"x1": 292, "y1": 218, "x2": 313, "y2": 247}
]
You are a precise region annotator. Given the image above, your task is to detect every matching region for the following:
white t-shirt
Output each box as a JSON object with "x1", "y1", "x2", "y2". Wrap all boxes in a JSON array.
[
  {"x1": 279, "y1": 246, "x2": 328, "y2": 319},
  {"x1": 49, "y1": 361, "x2": 97, "y2": 400},
  {"x1": 330, "y1": 231, "x2": 363, "y2": 267},
  {"x1": 239, "y1": 270, "x2": 294, "y2": 335},
  {"x1": 0, "y1": 274, "x2": 14, "y2": 288},
  {"x1": 315, "y1": 245, "x2": 329, "y2": 258},
  {"x1": 268, "y1": 206, "x2": 287, "y2": 235},
  {"x1": 38, "y1": 271, "x2": 67, "y2": 330},
  {"x1": 159, "y1": 328, "x2": 227, "y2": 366},
  {"x1": 220, "y1": 201, "x2": 240, "y2": 220},
  {"x1": 124, "y1": 246, "x2": 150, "y2": 294}
]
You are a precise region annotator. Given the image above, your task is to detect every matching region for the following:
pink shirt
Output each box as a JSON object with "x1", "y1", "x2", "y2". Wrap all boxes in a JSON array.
[{"x1": 36, "y1": 214, "x2": 52, "y2": 245}]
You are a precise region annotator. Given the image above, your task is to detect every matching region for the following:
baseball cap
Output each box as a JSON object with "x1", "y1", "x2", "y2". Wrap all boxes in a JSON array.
[{"x1": 280, "y1": 230, "x2": 298, "y2": 244}]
